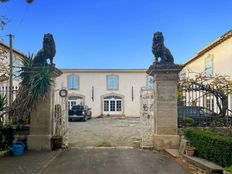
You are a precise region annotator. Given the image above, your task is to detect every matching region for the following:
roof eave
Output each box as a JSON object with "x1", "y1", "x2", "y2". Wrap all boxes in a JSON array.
[{"x1": 184, "y1": 29, "x2": 232, "y2": 67}]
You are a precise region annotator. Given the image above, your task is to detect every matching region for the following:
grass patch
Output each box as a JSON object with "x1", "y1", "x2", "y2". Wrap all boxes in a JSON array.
[
  {"x1": 132, "y1": 137, "x2": 141, "y2": 148},
  {"x1": 95, "y1": 140, "x2": 112, "y2": 147}
]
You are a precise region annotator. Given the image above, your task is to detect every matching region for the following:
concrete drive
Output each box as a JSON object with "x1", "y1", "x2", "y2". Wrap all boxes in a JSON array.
[
  {"x1": 43, "y1": 148, "x2": 190, "y2": 174},
  {"x1": 0, "y1": 150, "x2": 62, "y2": 174},
  {"x1": 69, "y1": 117, "x2": 142, "y2": 147}
]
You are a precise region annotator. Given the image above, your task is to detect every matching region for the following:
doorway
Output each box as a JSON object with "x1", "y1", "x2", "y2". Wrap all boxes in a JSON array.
[{"x1": 103, "y1": 96, "x2": 122, "y2": 115}]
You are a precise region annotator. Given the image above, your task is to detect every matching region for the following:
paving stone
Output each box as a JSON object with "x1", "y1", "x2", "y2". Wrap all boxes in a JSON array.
[{"x1": 69, "y1": 117, "x2": 142, "y2": 147}]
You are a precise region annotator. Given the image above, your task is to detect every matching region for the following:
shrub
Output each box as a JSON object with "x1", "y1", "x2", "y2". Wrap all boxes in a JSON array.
[
  {"x1": 184, "y1": 129, "x2": 232, "y2": 167},
  {"x1": 183, "y1": 117, "x2": 194, "y2": 124},
  {"x1": 225, "y1": 166, "x2": 232, "y2": 173}
]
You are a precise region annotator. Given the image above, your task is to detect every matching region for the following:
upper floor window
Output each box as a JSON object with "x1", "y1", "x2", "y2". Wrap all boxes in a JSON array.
[
  {"x1": 205, "y1": 57, "x2": 213, "y2": 76},
  {"x1": 13, "y1": 58, "x2": 21, "y2": 80},
  {"x1": 147, "y1": 75, "x2": 153, "y2": 89},
  {"x1": 68, "y1": 75, "x2": 79, "y2": 90},
  {"x1": 107, "y1": 75, "x2": 119, "y2": 90}
]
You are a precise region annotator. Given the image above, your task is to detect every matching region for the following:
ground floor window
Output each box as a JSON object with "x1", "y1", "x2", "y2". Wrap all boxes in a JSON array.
[
  {"x1": 103, "y1": 96, "x2": 122, "y2": 114},
  {"x1": 206, "y1": 95, "x2": 214, "y2": 111},
  {"x1": 104, "y1": 100, "x2": 109, "y2": 111}
]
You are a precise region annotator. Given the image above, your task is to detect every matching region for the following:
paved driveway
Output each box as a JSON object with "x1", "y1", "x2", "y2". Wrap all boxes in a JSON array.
[
  {"x1": 69, "y1": 117, "x2": 142, "y2": 147},
  {"x1": 43, "y1": 148, "x2": 190, "y2": 174}
]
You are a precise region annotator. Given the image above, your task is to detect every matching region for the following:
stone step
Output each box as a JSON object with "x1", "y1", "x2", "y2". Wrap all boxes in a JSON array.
[
  {"x1": 183, "y1": 155, "x2": 224, "y2": 174},
  {"x1": 165, "y1": 149, "x2": 180, "y2": 158}
]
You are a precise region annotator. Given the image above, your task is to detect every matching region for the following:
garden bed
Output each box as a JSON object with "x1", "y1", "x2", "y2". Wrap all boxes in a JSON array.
[{"x1": 184, "y1": 128, "x2": 232, "y2": 167}]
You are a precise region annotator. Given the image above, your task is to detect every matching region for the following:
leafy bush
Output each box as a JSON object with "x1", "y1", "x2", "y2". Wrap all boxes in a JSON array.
[
  {"x1": 225, "y1": 166, "x2": 232, "y2": 173},
  {"x1": 183, "y1": 117, "x2": 194, "y2": 124},
  {"x1": 0, "y1": 127, "x2": 14, "y2": 150},
  {"x1": 0, "y1": 94, "x2": 6, "y2": 122},
  {"x1": 12, "y1": 56, "x2": 53, "y2": 117},
  {"x1": 184, "y1": 129, "x2": 232, "y2": 167}
]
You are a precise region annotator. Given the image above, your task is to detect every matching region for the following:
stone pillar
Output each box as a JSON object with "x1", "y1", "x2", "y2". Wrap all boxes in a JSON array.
[
  {"x1": 147, "y1": 64, "x2": 182, "y2": 150},
  {"x1": 27, "y1": 67, "x2": 62, "y2": 151}
]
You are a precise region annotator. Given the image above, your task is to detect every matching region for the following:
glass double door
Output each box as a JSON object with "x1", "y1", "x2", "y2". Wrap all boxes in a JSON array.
[{"x1": 104, "y1": 98, "x2": 122, "y2": 115}]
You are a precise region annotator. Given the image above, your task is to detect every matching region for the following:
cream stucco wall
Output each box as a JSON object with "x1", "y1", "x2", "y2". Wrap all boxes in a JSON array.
[
  {"x1": 55, "y1": 69, "x2": 147, "y2": 117},
  {"x1": 181, "y1": 36, "x2": 232, "y2": 78},
  {"x1": 180, "y1": 32, "x2": 232, "y2": 112},
  {"x1": 0, "y1": 43, "x2": 24, "y2": 95}
]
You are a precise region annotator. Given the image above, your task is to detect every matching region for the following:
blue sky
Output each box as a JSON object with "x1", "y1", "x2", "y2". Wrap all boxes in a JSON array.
[{"x1": 1, "y1": 0, "x2": 232, "y2": 69}]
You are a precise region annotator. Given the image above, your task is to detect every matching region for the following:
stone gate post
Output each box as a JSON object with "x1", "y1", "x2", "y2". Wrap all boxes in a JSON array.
[
  {"x1": 147, "y1": 64, "x2": 182, "y2": 150},
  {"x1": 27, "y1": 67, "x2": 62, "y2": 151}
]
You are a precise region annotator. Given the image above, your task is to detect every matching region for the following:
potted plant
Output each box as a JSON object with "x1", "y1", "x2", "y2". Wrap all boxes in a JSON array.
[
  {"x1": 19, "y1": 115, "x2": 30, "y2": 125},
  {"x1": 183, "y1": 117, "x2": 194, "y2": 127},
  {"x1": 51, "y1": 135, "x2": 63, "y2": 150},
  {"x1": 185, "y1": 142, "x2": 196, "y2": 156}
]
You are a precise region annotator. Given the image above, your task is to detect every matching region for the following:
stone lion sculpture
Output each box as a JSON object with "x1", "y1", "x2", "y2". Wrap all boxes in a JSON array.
[
  {"x1": 152, "y1": 32, "x2": 174, "y2": 64},
  {"x1": 33, "y1": 33, "x2": 56, "y2": 65}
]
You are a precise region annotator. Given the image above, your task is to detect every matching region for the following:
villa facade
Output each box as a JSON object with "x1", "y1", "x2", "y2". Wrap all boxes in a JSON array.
[
  {"x1": 180, "y1": 29, "x2": 232, "y2": 112},
  {"x1": 181, "y1": 30, "x2": 232, "y2": 78},
  {"x1": 55, "y1": 69, "x2": 150, "y2": 117},
  {"x1": 2, "y1": 29, "x2": 232, "y2": 117},
  {"x1": 0, "y1": 41, "x2": 24, "y2": 102}
]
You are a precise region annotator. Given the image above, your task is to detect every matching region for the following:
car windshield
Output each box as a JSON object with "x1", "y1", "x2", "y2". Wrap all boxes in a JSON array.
[
  {"x1": 72, "y1": 105, "x2": 84, "y2": 110},
  {"x1": 201, "y1": 108, "x2": 214, "y2": 115}
]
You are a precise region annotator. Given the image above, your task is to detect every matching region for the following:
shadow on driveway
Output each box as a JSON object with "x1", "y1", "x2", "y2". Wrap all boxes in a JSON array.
[{"x1": 43, "y1": 148, "x2": 190, "y2": 174}]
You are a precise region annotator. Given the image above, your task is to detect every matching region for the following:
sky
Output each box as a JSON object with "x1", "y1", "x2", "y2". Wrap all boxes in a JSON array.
[{"x1": 0, "y1": 0, "x2": 232, "y2": 69}]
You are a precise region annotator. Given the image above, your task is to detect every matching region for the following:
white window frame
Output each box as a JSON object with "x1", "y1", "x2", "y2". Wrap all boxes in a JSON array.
[
  {"x1": 205, "y1": 56, "x2": 213, "y2": 77},
  {"x1": 146, "y1": 75, "x2": 153, "y2": 89},
  {"x1": 107, "y1": 75, "x2": 119, "y2": 90},
  {"x1": 103, "y1": 96, "x2": 122, "y2": 114},
  {"x1": 67, "y1": 75, "x2": 79, "y2": 90},
  {"x1": 13, "y1": 58, "x2": 21, "y2": 81}
]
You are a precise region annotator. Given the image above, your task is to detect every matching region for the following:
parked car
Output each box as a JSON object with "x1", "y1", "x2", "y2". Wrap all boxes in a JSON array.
[
  {"x1": 178, "y1": 106, "x2": 217, "y2": 127},
  {"x1": 69, "y1": 105, "x2": 92, "y2": 121}
]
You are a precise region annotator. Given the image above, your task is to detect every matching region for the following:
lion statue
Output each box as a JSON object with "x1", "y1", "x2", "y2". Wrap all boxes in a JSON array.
[
  {"x1": 33, "y1": 33, "x2": 56, "y2": 65},
  {"x1": 152, "y1": 32, "x2": 174, "y2": 64}
]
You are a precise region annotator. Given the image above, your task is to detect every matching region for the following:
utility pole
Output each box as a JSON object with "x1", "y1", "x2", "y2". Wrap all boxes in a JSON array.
[{"x1": 8, "y1": 34, "x2": 13, "y2": 108}]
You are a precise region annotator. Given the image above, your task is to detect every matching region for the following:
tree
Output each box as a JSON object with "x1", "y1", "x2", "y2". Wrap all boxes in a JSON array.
[
  {"x1": 0, "y1": 0, "x2": 33, "y2": 3},
  {"x1": 179, "y1": 72, "x2": 232, "y2": 118},
  {"x1": 0, "y1": 94, "x2": 7, "y2": 124},
  {"x1": 0, "y1": 0, "x2": 33, "y2": 79},
  {"x1": 0, "y1": 16, "x2": 10, "y2": 30},
  {"x1": 0, "y1": 48, "x2": 10, "y2": 82},
  {"x1": 0, "y1": 0, "x2": 33, "y2": 30}
]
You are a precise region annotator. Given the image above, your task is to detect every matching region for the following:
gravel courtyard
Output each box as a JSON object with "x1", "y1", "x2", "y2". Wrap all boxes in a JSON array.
[{"x1": 68, "y1": 117, "x2": 142, "y2": 148}]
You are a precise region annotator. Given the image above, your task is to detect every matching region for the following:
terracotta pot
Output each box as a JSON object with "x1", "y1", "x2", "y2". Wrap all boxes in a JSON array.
[
  {"x1": 51, "y1": 137, "x2": 63, "y2": 150},
  {"x1": 185, "y1": 148, "x2": 195, "y2": 156}
]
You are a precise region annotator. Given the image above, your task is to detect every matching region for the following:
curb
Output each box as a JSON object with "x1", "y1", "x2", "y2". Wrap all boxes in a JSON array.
[{"x1": 71, "y1": 146, "x2": 135, "y2": 149}]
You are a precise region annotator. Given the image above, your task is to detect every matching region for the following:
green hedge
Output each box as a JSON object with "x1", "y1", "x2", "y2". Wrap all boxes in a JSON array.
[{"x1": 184, "y1": 129, "x2": 232, "y2": 167}]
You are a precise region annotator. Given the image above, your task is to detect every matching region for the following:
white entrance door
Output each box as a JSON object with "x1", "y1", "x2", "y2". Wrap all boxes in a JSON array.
[{"x1": 103, "y1": 96, "x2": 122, "y2": 115}]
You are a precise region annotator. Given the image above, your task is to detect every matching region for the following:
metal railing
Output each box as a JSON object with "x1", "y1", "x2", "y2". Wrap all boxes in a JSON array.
[{"x1": 178, "y1": 84, "x2": 232, "y2": 127}]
